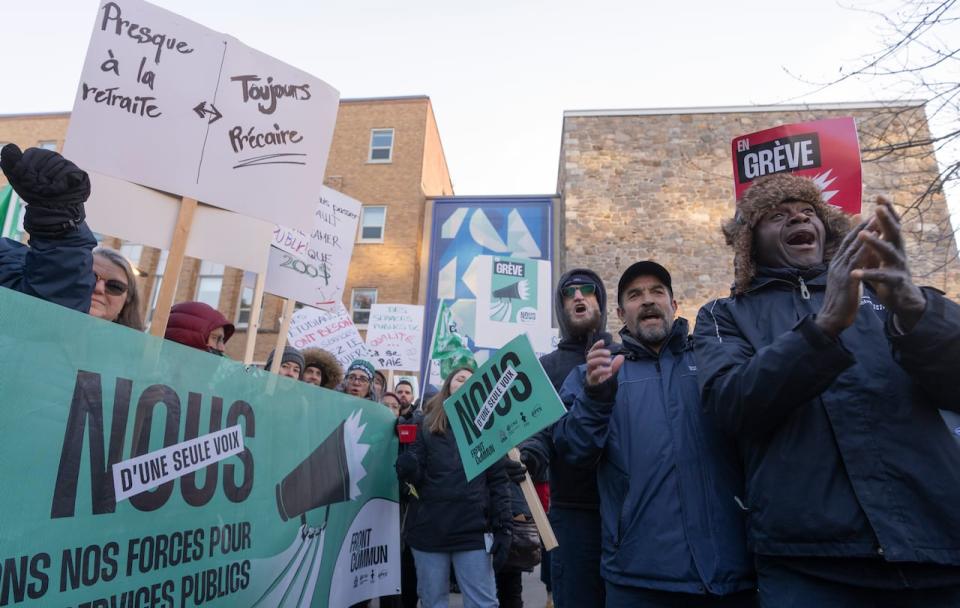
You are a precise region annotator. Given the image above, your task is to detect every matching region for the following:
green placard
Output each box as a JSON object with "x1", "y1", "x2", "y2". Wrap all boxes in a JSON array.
[
  {"x1": 0, "y1": 287, "x2": 399, "y2": 607},
  {"x1": 489, "y1": 257, "x2": 539, "y2": 323},
  {"x1": 442, "y1": 334, "x2": 565, "y2": 481}
]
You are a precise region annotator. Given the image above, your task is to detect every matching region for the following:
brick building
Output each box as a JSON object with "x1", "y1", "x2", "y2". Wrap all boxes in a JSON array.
[
  {"x1": 0, "y1": 96, "x2": 452, "y2": 362},
  {"x1": 558, "y1": 102, "x2": 960, "y2": 334}
]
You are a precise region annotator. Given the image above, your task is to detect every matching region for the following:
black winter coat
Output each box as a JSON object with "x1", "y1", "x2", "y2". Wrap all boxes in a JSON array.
[
  {"x1": 399, "y1": 417, "x2": 513, "y2": 553},
  {"x1": 694, "y1": 267, "x2": 960, "y2": 566},
  {"x1": 0, "y1": 223, "x2": 96, "y2": 313}
]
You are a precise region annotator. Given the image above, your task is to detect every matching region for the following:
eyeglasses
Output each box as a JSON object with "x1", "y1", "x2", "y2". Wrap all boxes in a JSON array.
[
  {"x1": 95, "y1": 273, "x2": 128, "y2": 296},
  {"x1": 561, "y1": 284, "x2": 596, "y2": 298},
  {"x1": 346, "y1": 374, "x2": 371, "y2": 385}
]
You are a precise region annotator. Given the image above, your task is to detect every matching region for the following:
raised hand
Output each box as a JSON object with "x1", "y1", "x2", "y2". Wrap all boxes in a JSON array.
[
  {"x1": 816, "y1": 218, "x2": 871, "y2": 339},
  {"x1": 851, "y1": 197, "x2": 926, "y2": 332},
  {"x1": 585, "y1": 339, "x2": 624, "y2": 387}
]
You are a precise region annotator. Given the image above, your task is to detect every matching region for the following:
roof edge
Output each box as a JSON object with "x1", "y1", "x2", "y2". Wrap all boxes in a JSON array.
[
  {"x1": 340, "y1": 95, "x2": 430, "y2": 104},
  {"x1": 0, "y1": 111, "x2": 72, "y2": 119},
  {"x1": 563, "y1": 100, "x2": 927, "y2": 118}
]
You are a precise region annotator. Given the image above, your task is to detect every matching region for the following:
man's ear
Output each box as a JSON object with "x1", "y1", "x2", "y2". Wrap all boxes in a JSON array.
[
  {"x1": 616, "y1": 306, "x2": 625, "y2": 323},
  {"x1": 672, "y1": 299, "x2": 679, "y2": 316}
]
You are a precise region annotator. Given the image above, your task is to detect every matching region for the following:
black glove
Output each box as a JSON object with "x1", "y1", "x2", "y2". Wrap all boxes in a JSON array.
[
  {"x1": 490, "y1": 528, "x2": 513, "y2": 572},
  {"x1": 1, "y1": 144, "x2": 90, "y2": 239},
  {"x1": 504, "y1": 458, "x2": 527, "y2": 484},
  {"x1": 395, "y1": 452, "x2": 418, "y2": 483}
]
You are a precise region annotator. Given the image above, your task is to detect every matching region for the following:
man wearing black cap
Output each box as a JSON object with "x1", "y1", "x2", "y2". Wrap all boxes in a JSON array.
[
  {"x1": 554, "y1": 261, "x2": 755, "y2": 607},
  {"x1": 515, "y1": 268, "x2": 611, "y2": 608}
]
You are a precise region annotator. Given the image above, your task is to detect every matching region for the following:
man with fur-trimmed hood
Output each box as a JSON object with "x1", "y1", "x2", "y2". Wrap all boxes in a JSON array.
[
  {"x1": 301, "y1": 348, "x2": 343, "y2": 389},
  {"x1": 517, "y1": 268, "x2": 612, "y2": 608},
  {"x1": 694, "y1": 173, "x2": 960, "y2": 606}
]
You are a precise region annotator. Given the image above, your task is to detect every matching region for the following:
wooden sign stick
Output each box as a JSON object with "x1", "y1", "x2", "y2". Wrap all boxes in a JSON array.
[
  {"x1": 270, "y1": 298, "x2": 297, "y2": 374},
  {"x1": 149, "y1": 197, "x2": 198, "y2": 338},
  {"x1": 509, "y1": 447, "x2": 558, "y2": 551},
  {"x1": 242, "y1": 272, "x2": 267, "y2": 365}
]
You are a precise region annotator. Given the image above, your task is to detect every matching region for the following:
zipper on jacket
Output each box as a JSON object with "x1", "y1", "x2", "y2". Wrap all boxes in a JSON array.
[{"x1": 798, "y1": 277, "x2": 810, "y2": 300}]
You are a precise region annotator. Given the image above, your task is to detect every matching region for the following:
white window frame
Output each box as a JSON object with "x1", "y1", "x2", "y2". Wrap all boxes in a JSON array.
[
  {"x1": 195, "y1": 260, "x2": 225, "y2": 310},
  {"x1": 358, "y1": 205, "x2": 387, "y2": 244},
  {"x1": 147, "y1": 250, "x2": 169, "y2": 324},
  {"x1": 367, "y1": 128, "x2": 394, "y2": 163},
  {"x1": 350, "y1": 288, "x2": 377, "y2": 327},
  {"x1": 37, "y1": 140, "x2": 58, "y2": 151}
]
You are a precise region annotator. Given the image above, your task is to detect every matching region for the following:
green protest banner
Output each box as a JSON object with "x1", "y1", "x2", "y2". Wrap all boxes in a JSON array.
[
  {"x1": 442, "y1": 333, "x2": 565, "y2": 482},
  {"x1": 0, "y1": 288, "x2": 399, "y2": 608}
]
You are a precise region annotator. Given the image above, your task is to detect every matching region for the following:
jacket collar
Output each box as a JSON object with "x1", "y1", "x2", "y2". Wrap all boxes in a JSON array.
[
  {"x1": 619, "y1": 317, "x2": 689, "y2": 360},
  {"x1": 746, "y1": 264, "x2": 828, "y2": 292}
]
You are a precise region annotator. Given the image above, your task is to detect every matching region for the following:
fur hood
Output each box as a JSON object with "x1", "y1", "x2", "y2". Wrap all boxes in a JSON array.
[
  {"x1": 302, "y1": 348, "x2": 343, "y2": 390},
  {"x1": 722, "y1": 173, "x2": 851, "y2": 294}
]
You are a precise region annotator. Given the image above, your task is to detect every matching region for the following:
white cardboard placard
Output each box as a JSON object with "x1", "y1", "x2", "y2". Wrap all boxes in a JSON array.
[
  {"x1": 287, "y1": 304, "x2": 368, "y2": 371},
  {"x1": 87, "y1": 171, "x2": 272, "y2": 273},
  {"x1": 64, "y1": 0, "x2": 340, "y2": 229},
  {"x1": 364, "y1": 304, "x2": 425, "y2": 372},
  {"x1": 264, "y1": 187, "x2": 361, "y2": 307}
]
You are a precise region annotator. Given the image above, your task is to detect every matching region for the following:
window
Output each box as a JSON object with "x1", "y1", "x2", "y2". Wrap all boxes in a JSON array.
[
  {"x1": 358, "y1": 206, "x2": 386, "y2": 243},
  {"x1": 195, "y1": 260, "x2": 225, "y2": 309},
  {"x1": 235, "y1": 271, "x2": 261, "y2": 329},
  {"x1": 351, "y1": 288, "x2": 377, "y2": 325},
  {"x1": 37, "y1": 141, "x2": 58, "y2": 151},
  {"x1": 368, "y1": 128, "x2": 394, "y2": 163},
  {"x1": 119, "y1": 243, "x2": 144, "y2": 274}
]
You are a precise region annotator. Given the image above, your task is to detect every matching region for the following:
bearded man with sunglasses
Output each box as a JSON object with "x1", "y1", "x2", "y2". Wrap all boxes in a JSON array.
[{"x1": 516, "y1": 268, "x2": 612, "y2": 608}]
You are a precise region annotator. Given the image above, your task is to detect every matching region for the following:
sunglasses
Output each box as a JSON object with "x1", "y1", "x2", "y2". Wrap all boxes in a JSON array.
[
  {"x1": 95, "y1": 273, "x2": 128, "y2": 296},
  {"x1": 561, "y1": 284, "x2": 596, "y2": 298}
]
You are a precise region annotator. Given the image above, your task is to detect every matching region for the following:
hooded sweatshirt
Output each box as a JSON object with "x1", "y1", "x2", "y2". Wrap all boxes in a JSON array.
[{"x1": 521, "y1": 268, "x2": 613, "y2": 510}]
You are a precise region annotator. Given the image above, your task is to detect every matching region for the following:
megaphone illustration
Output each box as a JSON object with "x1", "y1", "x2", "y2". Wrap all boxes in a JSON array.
[
  {"x1": 275, "y1": 410, "x2": 369, "y2": 522},
  {"x1": 493, "y1": 279, "x2": 529, "y2": 300}
]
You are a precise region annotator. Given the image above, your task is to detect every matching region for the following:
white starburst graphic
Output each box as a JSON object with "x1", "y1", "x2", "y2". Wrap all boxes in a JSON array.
[
  {"x1": 343, "y1": 410, "x2": 370, "y2": 500},
  {"x1": 810, "y1": 169, "x2": 840, "y2": 204}
]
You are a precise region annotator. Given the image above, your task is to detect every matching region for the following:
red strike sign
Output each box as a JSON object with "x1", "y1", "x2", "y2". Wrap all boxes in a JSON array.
[{"x1": 731, "y1": 117, "x2": 862, "y2": 214}]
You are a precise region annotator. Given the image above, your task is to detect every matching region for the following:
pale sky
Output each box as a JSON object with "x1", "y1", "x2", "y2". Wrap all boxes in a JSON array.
[{"x1": 3, "y1": 0, "x2": 956, "y2": 217}]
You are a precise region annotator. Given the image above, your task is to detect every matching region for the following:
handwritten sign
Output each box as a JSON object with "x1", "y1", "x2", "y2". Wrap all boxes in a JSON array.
[
  {"x1": 287, "y1": 304, "x2": 368, "y2": 371},
  {"x1": 364, "y1": 304, "x2": 425, "y2": 371},
  {"x1": 64, "y1": 0, "x2": 340, "y2": 229},
  {"x1": 264, "y1": 187, "x2": 361, "y2": 306}
]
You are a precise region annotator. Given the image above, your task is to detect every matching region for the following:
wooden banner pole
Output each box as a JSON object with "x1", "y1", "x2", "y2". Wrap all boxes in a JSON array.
[
  {"x1": 242, "y1": 272, "x2": 267, "y2": 365},
  {"x1": 509, "y1": 447, "x2": 558, "y2": 551},
  {"x1": 270, "y1": 298, "x2": 297, "y2": 374},
  {"x1": 149, "y1": 197, "x2": 198, "y2": 338}
]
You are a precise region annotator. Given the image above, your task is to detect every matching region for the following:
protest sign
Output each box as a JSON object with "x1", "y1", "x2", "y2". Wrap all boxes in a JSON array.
[
  {"x1": 364, "y1": 304, "x2": 425, "y2": 371},
  {"x1": 87, "y1": 172, "x2": 273, "y2": 273},
  {"x1": 473, "y1": 255, "x2": 553, "y2": 349},
  {"x1": 64, "y1": 0, "x2": 340, "y2": 230},
  {"x1": 0, "y1": 287, "x2": 399, "y2": 607},
  {"x1": 427, "y1": 300, "x2": 476, "y2": 387},
  {"x1": 442, "y1": 334, "x2": 565, "y2": 482},
  {"x1": 265, "y1": 187, "x2": 361, "y2": 307},
  {"x1": 288, "y1": 304, "x2": 369, "y2": 370},
  {"x1": 731, "y1": 117, "x2": 862, "y2": 214}
]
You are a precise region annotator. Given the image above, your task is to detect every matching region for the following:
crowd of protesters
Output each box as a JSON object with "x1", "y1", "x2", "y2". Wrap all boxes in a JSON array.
[{"x1": 3, "y1": 141, "x2": 960, "y2": 608}]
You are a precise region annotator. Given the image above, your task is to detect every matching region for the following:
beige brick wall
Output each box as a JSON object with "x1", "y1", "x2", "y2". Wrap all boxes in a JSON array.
[
  {"x1": 559, "y1": 105, "x2": 960, "y2": 334},
  {"x1": 0, "y1": 113, "x2": 70, "y2": 187}
]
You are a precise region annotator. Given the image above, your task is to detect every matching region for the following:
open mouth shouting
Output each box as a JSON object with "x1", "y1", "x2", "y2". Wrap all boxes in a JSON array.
[{"x1": 784, "y1": 226, "x2": 818, "y2": 252}]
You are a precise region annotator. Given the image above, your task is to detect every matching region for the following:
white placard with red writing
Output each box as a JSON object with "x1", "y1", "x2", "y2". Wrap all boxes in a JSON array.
[
  {"x1": 364, "y1": 304, "x2": 425, "y2": 371},
  {"x1": 287, "y1": 304, "x2": 368, "y2": 371},
  {"x1": 64, "y1": 0, "x2": 340, "y2": 229},
  {"x1": 264, "y1": 186, "x2": 361, "y2": 307}
]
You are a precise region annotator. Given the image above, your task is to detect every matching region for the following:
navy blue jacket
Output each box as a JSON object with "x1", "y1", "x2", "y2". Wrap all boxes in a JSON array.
[
  {"x1": 553, "y1": 318, "x2": 754, "y2": 594},
  {"x1": 398, "y1": 416, "x2": 513, "y2": 553},
  {"x1": 0, "y1": 223, "x2": 96, "y2": 313},
  {"x1": 694, "y1": 267, "x2": 960, "y2": 566}
]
